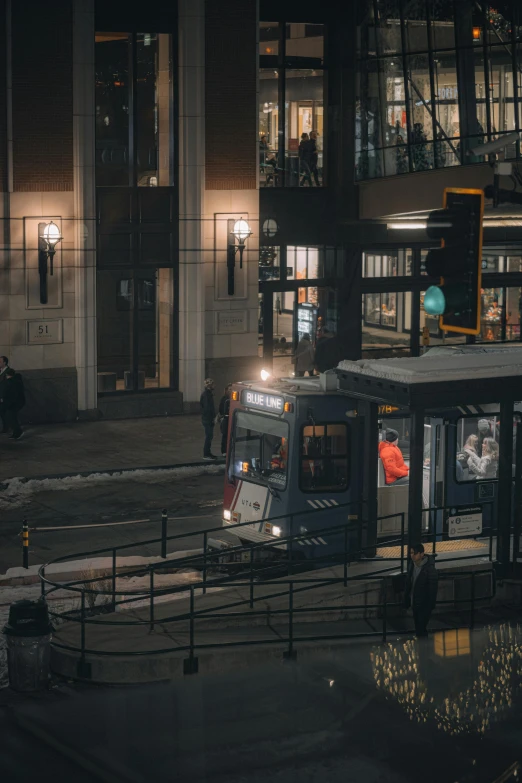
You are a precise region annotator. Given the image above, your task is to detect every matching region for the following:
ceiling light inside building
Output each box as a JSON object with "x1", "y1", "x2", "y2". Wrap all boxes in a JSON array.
[{"x1": 387, "y1": 221, "x2": 428, "y2": 230}]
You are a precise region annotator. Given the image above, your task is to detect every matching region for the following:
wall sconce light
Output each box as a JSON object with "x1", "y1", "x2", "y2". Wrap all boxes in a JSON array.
[
  {"x1": 472, "y1": 26, "x2": 482, "y2": 40},
  {"x1": 38, "y1": 221, "x2": 62, "y2": 304},
  {"x1": 227, "y1": 217, "x2": 252, "y2": 296}
]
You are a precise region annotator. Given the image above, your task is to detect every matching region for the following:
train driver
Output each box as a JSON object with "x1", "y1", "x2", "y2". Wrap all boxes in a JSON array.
[{"x1": 378, "y1": 428, "x2": 410, "y2": 486}]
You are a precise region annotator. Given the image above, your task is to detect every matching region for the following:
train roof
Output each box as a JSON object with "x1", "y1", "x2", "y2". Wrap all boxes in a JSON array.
[
  {"x1": 336, "y1": 344, "x2": 522, "y2": 409},
  {"x1": 338, "y1": 344, "x2": 522, "y2": 385},
  {"x1": 236, "y1": 345, "x2": 522, "y2": 410}
]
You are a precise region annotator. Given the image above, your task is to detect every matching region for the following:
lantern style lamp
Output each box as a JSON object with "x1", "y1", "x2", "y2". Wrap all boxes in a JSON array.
[
  {"x1": 227, "y1": 217, "x2": 252, "y2": 295},
  {"x1": 38, "y1": 220, "x2": 63, "y2": 304}
]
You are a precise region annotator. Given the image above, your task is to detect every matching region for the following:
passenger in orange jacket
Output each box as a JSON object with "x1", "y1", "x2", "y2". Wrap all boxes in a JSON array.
[{"x1": 378, "y1": 429, "x2": 409, "y2": 485}]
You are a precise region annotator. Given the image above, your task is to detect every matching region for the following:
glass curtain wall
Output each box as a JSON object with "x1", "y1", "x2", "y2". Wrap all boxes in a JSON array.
[
  {"x1": 95, "y1": 31, "x2": 176, "y2": 394},
  {"x1": 356, "y1": 0, "x2": 522, "y2": 179},
  {"x1": 96, "y1": 32, "x2": 174, "y2": 186},
  {"x1": 259, "y1": 22, "x2": 325, "y2": 187}
]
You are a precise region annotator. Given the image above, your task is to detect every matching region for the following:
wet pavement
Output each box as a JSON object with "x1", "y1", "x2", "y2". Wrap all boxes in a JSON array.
[
  {"x1": 0, "y1": 415, "x2": 208, "y2": 482},
  {"x1": 0, "y1": 471, "x2": 225, "y2": 573},
  {"x1": 1, "y1": 621, "x2": 521, "y2": 782}
]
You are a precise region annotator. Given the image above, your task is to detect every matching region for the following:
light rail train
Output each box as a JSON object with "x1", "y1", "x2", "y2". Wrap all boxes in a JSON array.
[{"x1": 221, "y1": 345, "x2": 522, "y2": 567}]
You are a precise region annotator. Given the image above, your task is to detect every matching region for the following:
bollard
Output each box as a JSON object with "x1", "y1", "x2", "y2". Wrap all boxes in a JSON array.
[
  {"x1": 161, "y1": 509, "x2": 168, "y2": 559},
  {"x1": 22, "y1": 520, "x2": 29, "y2": 570}
]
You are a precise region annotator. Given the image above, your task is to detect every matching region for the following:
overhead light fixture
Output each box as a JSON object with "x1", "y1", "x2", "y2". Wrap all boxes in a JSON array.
[
  {"x1": 38, "y1": 221, "x2": 63, "y2": 304},
  {"x1": 227, "y1": 217, "x2": 252, "y2": 296},
  {"x1": 387, "y1": 221, "x2": 428, "y2": 230}
]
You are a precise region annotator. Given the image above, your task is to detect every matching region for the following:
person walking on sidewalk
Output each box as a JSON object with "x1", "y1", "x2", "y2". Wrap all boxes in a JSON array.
[
  {"x1": 0, "y1": 355, "x2": 9, "y2": 433},
  {"x1": 200, "y1": 378, "x2": 217, "y2": 460},
  {"x1": 1, "y1": 368, "x2": 26, "y2": 440},
  {"x1": 218, "y1": 383, "x2": 232, "y2": 457},
  {"x1": 404, "y1": 543, "x2": 438, "y2": 637}
]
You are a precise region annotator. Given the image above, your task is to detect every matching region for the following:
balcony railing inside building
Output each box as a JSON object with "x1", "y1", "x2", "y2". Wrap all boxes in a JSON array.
[{"x1": 356, "y1": 0, "x2": 522, "y2": 180}]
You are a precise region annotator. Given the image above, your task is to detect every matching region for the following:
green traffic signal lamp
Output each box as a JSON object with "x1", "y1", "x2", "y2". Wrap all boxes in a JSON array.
[
  {"x1": 424, "y1": 283, "x2": 470, "y2": 317},
  {"x1": 423, "y1": 188, "x2": 484, "y2": 335},
  {"x1": 423, "y1": 286, "x2": 446, "y2": 316}
]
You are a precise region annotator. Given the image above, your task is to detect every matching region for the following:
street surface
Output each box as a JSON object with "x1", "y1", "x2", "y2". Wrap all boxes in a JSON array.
[
  {"x1": 0, "y1": 467, "x2": 226, "y2": 573},
  {"x1": 2, "y1": 623, "x2": 521, "y2": 782}
]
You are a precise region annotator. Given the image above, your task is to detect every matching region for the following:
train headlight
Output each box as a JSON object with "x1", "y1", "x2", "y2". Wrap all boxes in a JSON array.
[
  {"x1": 223, "y1": 509, "x2": 231, "y2": 521},
  {"x1": 272, "y1": 525, "x2": 281, "y2": 537}
]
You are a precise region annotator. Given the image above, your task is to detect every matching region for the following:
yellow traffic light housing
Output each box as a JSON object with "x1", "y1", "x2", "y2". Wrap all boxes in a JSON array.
[{"x1": 423, "y1": 187, "x2": 484, "y2": 335}]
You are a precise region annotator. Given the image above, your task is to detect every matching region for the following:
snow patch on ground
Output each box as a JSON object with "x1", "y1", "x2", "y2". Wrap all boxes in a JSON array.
[
  {"x1": 1, "y1": 548, "x2": 203, "y2": 585},
  {"x1": 0, "y1": 464, "x2": 224, "y2": 509}
]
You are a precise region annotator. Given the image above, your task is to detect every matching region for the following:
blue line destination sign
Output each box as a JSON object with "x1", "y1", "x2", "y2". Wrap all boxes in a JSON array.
[{"x1": 241, "y1": 389, "x2": 284, "y2": 413}]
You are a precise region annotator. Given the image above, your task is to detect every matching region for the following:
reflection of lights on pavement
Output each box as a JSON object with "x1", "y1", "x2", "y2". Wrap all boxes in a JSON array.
[{"x1": 370, "y1": 624, "x2": 522, "y2": 737}]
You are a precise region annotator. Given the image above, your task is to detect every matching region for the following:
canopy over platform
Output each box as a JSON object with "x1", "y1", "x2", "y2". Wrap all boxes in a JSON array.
[{"x1": 336, "y1": 345, "x2": 522, "y2": 409}]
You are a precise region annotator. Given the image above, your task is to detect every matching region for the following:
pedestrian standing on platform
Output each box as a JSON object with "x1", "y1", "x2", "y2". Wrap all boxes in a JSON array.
[
  {"x1": 0, "y1": 355, "x2": 9, "y2": 434},
  {"x1": 404, "y1": 543, "x2": 438, "y2": 637},
  {"x1": 218, "y1": 383, "x2": 232, "y2": 457},
  {"x1": 1, "y1": 368, "x2": 26, "y2": 440},
  {"x1": 295, "y1": 333, "x2": 315, "y2": 376},
  {"x1": 200, "y1": 378, "x2": 217, "y2": 460}
]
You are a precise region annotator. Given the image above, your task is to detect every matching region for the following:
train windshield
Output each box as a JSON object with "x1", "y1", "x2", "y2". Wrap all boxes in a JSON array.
[{"x1": 232, "y1": 411, "x2": 289, "y2": 489}]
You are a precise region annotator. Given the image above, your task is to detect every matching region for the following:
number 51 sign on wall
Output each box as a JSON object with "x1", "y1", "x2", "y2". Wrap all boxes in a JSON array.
[{"x1": 26, "y1": 319, "x2": 63, "y2": 345}]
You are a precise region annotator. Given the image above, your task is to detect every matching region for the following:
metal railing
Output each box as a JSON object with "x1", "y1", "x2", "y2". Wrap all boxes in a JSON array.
[
  {"x1": 49, "y1": 567, "x2": 495, "y2": 675},
  {"x1": 35, "y1": 497, "x2": 499, "y2": 674},
  {"x1": 38, "y1": 498, "x2": 497, "y2": 602}
]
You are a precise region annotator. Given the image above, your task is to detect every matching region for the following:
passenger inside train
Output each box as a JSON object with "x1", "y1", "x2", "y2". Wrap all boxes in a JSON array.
[
  {"x1": 378, "y1": 428, "x2": 410, "y2": 486},
  {"x1": 456, "y1": 416, "x2": 501, "y2": 481}
]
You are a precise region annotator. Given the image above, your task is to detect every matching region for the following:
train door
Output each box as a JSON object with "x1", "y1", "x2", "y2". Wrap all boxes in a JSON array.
[
  {"x1": 446, "y1": 411, "x2": 519, "y2": 543},
  {"x1": 377, "y1": 415, "x2": 411, "y2": 539},
  {"x1": 377, "y1": 415, "x2": 437, "y2": 541}
]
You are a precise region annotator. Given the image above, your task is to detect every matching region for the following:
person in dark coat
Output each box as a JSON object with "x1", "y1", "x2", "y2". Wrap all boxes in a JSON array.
[
  {"x1": 298, "y1": 133, "x2": 313, "y2": 187},
  {"x1": 314, "y1": 328, "x2": 342, "y2": 373},
  {"x1": 218, "y1": 383, "x2": 232, "y2": 457},
  {"x1": 404, "y1": 543, "x2": 438, "y2": 637},
  {"x1": 200, "y1": 378, "x2": 217, "y2": 460},
  {"x1": 0, "y1": 355, "x2": 9, "y2": 433},
  {"x1": 1, "y1": 368, "x2": 25, "y2": 440}
]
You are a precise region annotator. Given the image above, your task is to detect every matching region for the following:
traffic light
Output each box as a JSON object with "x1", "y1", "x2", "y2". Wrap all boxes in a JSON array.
[{"x1": 423, "y1": 188, "x2": 484, "y2": 335}]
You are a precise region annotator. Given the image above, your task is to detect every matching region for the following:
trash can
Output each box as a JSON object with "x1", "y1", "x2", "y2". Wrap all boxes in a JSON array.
[{"x1": 3, "y1": 599, "x2": 53, "y2": 692}]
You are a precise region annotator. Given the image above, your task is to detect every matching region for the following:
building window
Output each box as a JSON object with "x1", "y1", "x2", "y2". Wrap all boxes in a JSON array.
[
  {"x1": 363, "y1": 249, "x2": 413, "y2": 276},
  {"x1": 259, "y1": 21, "x2": 325, "y2": 187},
  {"x1": 259, "y1": 246, "x2": 281, "y2": 281},
  {"x1": 480, "y1": 286, "x2": 522, "y2": 342},
  {"x1": 356, "y1": 0, "x2": 522, "y2": 180},
  {"x1": 97, "y1": 268, "x2": 175, "y2": 393},
  {"x1": 95, "y1": 32, "x2": 173, "y2": 187},
  {"x1": 362, "y1": 291, "x2": 411, "y2": 358}
]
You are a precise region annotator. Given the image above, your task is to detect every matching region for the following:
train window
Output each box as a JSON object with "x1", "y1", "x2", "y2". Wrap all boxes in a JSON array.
[
  {"x1": 455, "y1": 415, "x2": 504, "y2": 483},
  {"x1": 300, "y1": 423, "x2": 349, "y2": 492},
  {"x1": 232, "y1": 411, "x2": 289, "y2": 489}
]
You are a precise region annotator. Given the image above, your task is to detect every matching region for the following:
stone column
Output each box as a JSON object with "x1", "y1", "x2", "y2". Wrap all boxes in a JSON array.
[
  {"x1": 178, "y1": 0, "x2": 205, "y2": 407},
  {"x1": 73, "y1": 0, "x2": 97, "y2": 416}
]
